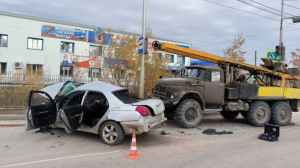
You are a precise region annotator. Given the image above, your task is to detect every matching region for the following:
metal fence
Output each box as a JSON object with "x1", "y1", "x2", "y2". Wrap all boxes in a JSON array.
[
  {"x1": 0, "y1": 74, "x2": 101, "y2": 114},
  {"x1": 0, "y1": 74, "x2": 100, "y2": 86},
  {"x1": 0, "y1": 74, "x2": 139, "y2": 114}
]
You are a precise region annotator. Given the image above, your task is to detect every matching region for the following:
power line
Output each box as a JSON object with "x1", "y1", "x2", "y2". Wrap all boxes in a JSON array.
[
  {"x1": 192, "y1": 27, "x2": 300, "y2": 50},
  {"x1": 249, "y1": 0, "x2": 295, "y2": 16},
  {"x1": 284, "y1": 3, "x2": 300, "y2": 10},
  {"x1": 192, "y1": 25, "x2": 295, "y2": 48},
  {"x1": 203, "y1": 0, "x2": 298, "y2": 26},
  {"x1": 238, "y1": 0, "x2": 286, "y2": 17}
]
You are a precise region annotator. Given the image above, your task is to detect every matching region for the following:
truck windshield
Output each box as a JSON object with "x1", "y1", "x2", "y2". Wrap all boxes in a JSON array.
[{"x1": 186, "y1": 69, "x2": 206, "y2": 80}]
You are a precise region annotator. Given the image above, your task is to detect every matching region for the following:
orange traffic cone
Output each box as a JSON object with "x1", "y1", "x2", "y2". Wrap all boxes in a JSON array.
[{"x1": 126, "y1": 133, "x2": 141, "y2": 159}]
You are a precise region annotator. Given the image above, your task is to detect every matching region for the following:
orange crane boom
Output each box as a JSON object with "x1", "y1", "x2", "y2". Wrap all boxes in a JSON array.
[{"x1": 152, "y1": 41, "x2": 299, "y2": 87}]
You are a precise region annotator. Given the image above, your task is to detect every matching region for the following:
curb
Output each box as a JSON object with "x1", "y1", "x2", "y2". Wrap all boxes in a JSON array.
[{"x1": 0, "y1": 115, "x2": 24, "y2": 120}]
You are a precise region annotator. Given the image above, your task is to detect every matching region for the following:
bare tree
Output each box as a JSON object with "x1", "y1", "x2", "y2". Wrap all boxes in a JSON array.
[{"x1": 223, "y1": 33, "x2": 247, "y2": 63}]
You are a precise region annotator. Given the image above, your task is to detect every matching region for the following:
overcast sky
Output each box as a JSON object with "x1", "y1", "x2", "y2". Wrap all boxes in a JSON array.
[{"x1": 0, "y1": 0, "x2": 299, "y2": 66}]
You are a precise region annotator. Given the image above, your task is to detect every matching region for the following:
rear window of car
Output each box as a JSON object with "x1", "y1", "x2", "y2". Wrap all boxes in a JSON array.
[{"x1": 113, "y1": 90, "x2": 141, "y2": 104}]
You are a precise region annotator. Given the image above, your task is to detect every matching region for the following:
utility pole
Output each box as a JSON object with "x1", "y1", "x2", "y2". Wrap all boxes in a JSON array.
[
  {"x1": 139, "y1": 0, "x2": 146, "y2": 98},
  {"x1": 255, "y1": 51, "x2": 257, "y2": 66},
  {"x1": 279, "y1": 0, "x2": 284, "y2": 62}
]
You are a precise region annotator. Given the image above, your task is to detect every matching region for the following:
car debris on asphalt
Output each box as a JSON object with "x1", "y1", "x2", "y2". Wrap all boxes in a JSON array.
[
  {"x1": 202, "y1": 128, "x2": 233, "y2": 135},
  {"x1": 160, "y1": 130, "x2": 170, "y2": 135}
]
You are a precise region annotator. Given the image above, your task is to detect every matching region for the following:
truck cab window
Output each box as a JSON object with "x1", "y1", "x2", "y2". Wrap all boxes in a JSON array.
[
  {"x1": 187, "y1": 69, "x2": 206, "y2": 80},
  {"x1": 208, "y1": 71, "x2": 221, "y2": 82}
]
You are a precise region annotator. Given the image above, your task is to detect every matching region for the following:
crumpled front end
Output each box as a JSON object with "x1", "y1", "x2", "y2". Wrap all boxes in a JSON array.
[{"x1": 120, "y1": 113, "x2": 166, "y2": 135}]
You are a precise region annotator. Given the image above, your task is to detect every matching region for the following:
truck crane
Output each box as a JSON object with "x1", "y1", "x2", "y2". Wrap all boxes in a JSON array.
[{"x1": 151, "y1": 41, "x2": 300, "y2": 128}]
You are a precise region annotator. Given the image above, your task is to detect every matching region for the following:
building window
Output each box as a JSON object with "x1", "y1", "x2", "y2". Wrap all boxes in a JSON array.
[
  {"x1": 0, "y1": 62, "x2": 7, "y2": 74},
  {"x1": 61, "y1": 42, "x2": 74, "y2": 54},
  {"x1": 27, "y1": 64, "x2": 43, "y2": 74},
  {"x1": 0, "y1": 35, "x2": 8, "y2": 47},
  {"x1": 89, "y1": 68, "x2": 101, "y2": 78},
  {"x1": 28, "y1": 38, "x2": 43, "y2": 50},
  {"x1": 177, "y1": 55, "x2": 185, "y2": 64},
  {"x1": 159, "y1": 53, "x2": 162, "y2": 60},
  {"x1": 60, "y1": 66, "x2": 73, "y2": 77},
  {"x1": 89, "y1": 45, "x2": 102, "y2": 56},
  {"x1": 114, "y1": 70, "x2": 126, "y2": 79},
  {"x1": 165, "y1": 54, "x2": 174, "y2": 63}
]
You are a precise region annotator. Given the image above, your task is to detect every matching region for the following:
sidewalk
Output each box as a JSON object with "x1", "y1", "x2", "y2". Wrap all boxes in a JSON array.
[{"x1": 0, "y1": 115, "x2": 24, "y2": 120}]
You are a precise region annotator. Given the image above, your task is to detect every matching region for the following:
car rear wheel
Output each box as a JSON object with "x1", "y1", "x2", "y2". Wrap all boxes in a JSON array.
[
  {"x1": 175, "y1": 99, "x2": 201, "y2": 128},
  {"x1": 100, "y1": 121, "x2": 124, "y2": 145}
]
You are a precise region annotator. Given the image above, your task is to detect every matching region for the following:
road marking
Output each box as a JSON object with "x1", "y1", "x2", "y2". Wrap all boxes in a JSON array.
[{"x1": 3, "y1": 151, "x2": 120, "y2": 167}]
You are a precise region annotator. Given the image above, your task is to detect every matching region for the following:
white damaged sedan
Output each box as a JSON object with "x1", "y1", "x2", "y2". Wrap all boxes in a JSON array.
[{"x1": 26, "y1": 81, "x2": 165, "y2": 145}]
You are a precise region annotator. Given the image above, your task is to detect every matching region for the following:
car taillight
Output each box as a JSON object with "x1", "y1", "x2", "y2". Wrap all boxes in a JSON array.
[{"x1": 136, "y1": 106, "x2": 150, "y2": 116}]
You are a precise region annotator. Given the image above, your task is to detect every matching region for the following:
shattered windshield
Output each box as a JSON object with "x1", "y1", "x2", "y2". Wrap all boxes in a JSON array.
[
  {"x1": 186, "y1": 69, "x2": 206, "y2": 80},
  {"x1": 61, "y1": 81, "x2": 77, "y2": 95}
]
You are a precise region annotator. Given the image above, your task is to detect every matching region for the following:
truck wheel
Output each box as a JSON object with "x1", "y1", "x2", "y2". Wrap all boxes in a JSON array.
[
  {"x1": 164, "y1": 107, "x2": 175, "y2": 120},
  {"x1": 247, "y1": 101, "x2": 271, "y2": 127},
  {"x1": 270, "y1": 101, "x2": 292, "y2": 126},
  {"x1": 241, "y1": 112, "x2": 247, "y2": 119},
  {"x1": 220, "y1": 111, "x2": 239, "y2": 119},
  {"x1": 175, "y1": 99, "x2": 201, "y2": 128}
]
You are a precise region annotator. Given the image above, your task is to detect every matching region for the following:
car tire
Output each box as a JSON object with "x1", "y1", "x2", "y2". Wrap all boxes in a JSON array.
[
  {"x1": 241, "y1": 112, "x2": 247, "y2": 119},
  {"x1": 175, "y1": 99, "x2": 202, "y2": 128},
  {"x1": 270, "y1": 101, "x2": 292, "y2": 126},
  {"x1": 220, "y1": 111, "x2": 239, "y2": 119},
  {"x1": 247, "y1": 101, "x2": 271, "y2": 127},
  {"x1": 100, "y1": 121, "x2": 125, "y2": 145}
]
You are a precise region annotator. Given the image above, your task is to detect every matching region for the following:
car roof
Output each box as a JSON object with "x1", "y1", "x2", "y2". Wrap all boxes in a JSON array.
[
  {"x1": 73, "y1": 81, "x2": 124, "y2": 92},
  {"x1": 186, "y1": 65, "x2": 223, "y2": 71}
]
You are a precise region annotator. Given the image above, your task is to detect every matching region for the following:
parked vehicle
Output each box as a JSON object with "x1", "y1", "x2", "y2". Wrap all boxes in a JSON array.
[
  {"x1": 26, "y1": 81, "x2": 165, "y2": 145},
  {"x1": 151, "y1": 41, "x2": 300, "y2": 128}
]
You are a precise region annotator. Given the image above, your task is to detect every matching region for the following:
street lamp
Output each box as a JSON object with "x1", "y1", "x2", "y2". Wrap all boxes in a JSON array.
[{"x1": 292, "y1": 16, "x2": 300, "y2": 23}]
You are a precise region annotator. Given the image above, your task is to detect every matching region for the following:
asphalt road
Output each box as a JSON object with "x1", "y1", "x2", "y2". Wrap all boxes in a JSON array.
[{"x1": 1, "y1": 112, "x2": 300, "y2": 168}]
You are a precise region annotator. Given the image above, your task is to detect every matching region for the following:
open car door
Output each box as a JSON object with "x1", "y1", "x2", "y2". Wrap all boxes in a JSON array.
[
  {"x1": 26, "y1": 91, "x2": 57, "y2": 131},
  {"x1": 58, "y1": 92, "x2": 85, "y2": 133}
]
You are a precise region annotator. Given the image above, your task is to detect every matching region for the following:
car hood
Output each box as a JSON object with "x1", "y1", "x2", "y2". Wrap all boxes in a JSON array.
[
  {"x1": 132, "y1": 99, "x2": 165, "y2": 115},
  {"x1": 156, "y1": 78, "x2": 194, "y2": 86},
  {"x1": 40, "y1": 81, "x2": 77, "y2": 99}
]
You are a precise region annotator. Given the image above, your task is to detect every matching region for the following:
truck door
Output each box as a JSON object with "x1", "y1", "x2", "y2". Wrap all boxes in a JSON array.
[{"x1": 203, "y1": 71, "x2": 225, "y2": 106}]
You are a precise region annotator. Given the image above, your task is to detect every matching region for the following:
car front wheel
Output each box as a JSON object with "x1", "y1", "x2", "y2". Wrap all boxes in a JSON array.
[{"x1": 100, "y1": 121, "x2": 125, "y2": 145}]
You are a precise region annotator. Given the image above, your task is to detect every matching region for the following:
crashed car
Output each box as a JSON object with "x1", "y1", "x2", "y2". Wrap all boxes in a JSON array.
[{"x1": 26, "y1": 81, "x2": 165, "y2": 145}]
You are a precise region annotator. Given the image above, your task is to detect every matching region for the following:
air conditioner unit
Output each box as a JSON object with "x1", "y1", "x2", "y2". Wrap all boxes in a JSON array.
[{"x1": 14, "y1": 62, "x2": 23, "y2": 69}]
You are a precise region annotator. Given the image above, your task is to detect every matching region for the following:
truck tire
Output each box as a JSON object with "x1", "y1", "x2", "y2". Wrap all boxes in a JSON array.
[
  {"x1": 247, "y1": 101, "x2": 271, "y2": 127},
  {"x1": 175, "y1": 99, "x2": 201, "y2": 128},
  {"x1": 220, "y1": 111, "x2": 239, "y2": 119},
  {"x1": 241, "y1": 112, "x2": 247, "y2": 119},
  {"x1": 164, "y1": 107, "x2": 175, "y2": 120},
  {"x1": 270, "y1": 101, "x2": 292, "y2": 126}
]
